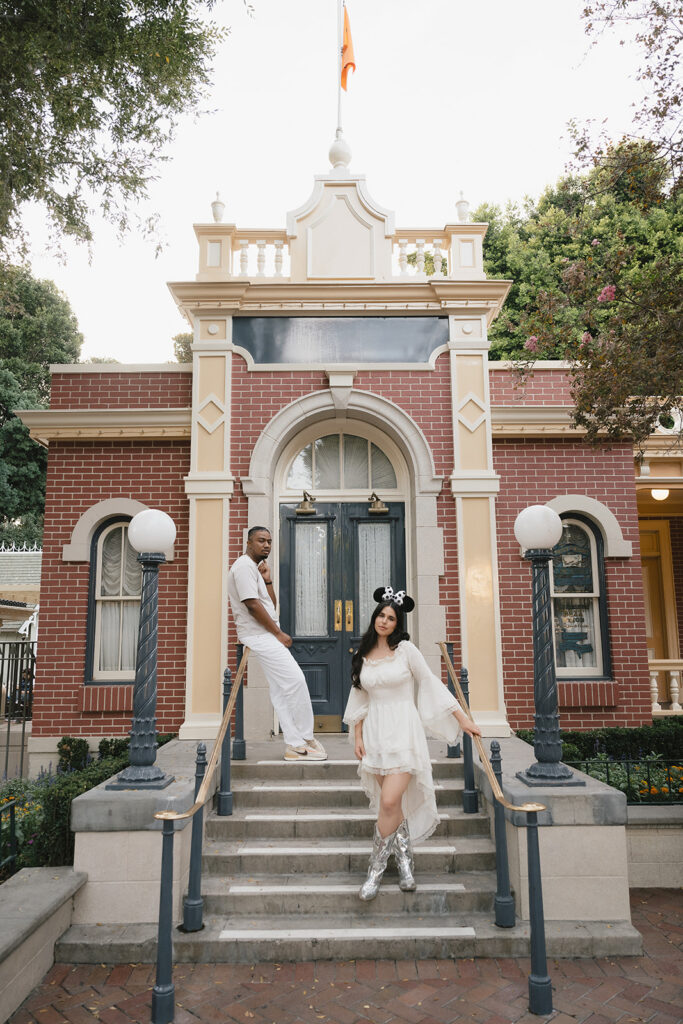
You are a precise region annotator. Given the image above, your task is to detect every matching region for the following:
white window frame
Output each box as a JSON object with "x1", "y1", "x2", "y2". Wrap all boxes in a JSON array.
[
  {"x1": 283, "y1": 428, "x2": 401, "y2": 497},
  {"x1": 550, "y1": 517, "x2": 604, "y2": 679},
  {"x1": 92, "y1": 521, "x2": 141, "y2": 681}
]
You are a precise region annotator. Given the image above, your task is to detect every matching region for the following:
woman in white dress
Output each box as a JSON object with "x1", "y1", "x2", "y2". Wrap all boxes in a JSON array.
[{"x1": 343, "y1": 586, "x2": 482, "y2": 901}]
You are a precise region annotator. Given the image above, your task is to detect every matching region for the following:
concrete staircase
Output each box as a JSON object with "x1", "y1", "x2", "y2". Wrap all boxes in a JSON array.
[{"x1": 57, "y1": 746, "x2": 643, "y2": 962}]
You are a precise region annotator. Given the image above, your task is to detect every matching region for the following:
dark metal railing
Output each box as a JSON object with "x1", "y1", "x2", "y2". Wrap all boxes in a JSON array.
[
  {"x1": 150, "y1": 649, "x2": 249, "y2": 1024},
  {"x1": 0, "y1": 798, "x2": 18, "y2": 878},
  {"x1": 566, "y1": 757, "x2": 683, "y2": 804},
  {"x1": 439, "y1": 643, "x2": 552, "y2": 1016},
  {"x1": 1, "y1": 640, "x2": 36, "y2": 779}
]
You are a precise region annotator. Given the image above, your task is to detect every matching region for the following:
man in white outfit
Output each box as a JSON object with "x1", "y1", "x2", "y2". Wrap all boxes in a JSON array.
[{"x1": 228, "y1": 526, "x2": 327, "y2": 762}]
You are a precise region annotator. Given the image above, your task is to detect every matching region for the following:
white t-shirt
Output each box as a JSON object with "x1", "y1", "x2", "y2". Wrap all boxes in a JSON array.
[{"x1": 228, "y1": 554, "x2": 279, "y2": 641}]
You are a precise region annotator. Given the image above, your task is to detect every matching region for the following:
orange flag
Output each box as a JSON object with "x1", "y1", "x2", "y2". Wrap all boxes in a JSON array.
[{"x1": 341, "y1": 5, "x2": 355, "y2": 91}]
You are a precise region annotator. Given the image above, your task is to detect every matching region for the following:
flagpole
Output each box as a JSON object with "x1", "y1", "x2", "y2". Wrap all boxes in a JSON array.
[{"x1": 337, "y1": 0, "x2": 343, "y2": 135}]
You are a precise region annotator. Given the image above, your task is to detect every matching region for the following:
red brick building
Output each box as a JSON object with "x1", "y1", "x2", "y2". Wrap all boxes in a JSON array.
[{"x1": 19, "y1": 148, "x2": 681, "y2": 767}]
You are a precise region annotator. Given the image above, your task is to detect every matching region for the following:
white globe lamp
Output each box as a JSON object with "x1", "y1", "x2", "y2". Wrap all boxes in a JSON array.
[
  {"x1": 514, "y1": 505, "x2": 562, "y2": 552},
  {"x1": 128, "y1": 509, "x2": 176, "y2": 554}
]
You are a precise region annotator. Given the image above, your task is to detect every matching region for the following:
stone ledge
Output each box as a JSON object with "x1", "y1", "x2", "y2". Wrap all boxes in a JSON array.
[
  {"x1": 474, "y1": 735, "x2": 627, "y2": 827},
  {"x1": 627, "y1": 804, "x2": 683, "y2": 827},
  {"x1": 70, "y1": 739, "x2": 204, "y2": 833},
  {"x1": 0, "y1": 867, "x2": 86, "y2": 962}
]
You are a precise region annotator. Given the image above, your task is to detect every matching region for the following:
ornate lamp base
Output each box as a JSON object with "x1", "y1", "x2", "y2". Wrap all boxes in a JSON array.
[
  {"x1": 106, "y1": 764, "x2": 175, "y2": 790},
  {"x1": 516, "y1": 761, "x2": 585, "y2": 787}
]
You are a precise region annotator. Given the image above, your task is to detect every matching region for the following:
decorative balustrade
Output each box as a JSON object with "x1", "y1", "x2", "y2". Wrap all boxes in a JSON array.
[
  {"x1": 197, "y1": 223, "x2": 484, "y2": 281},
  {"x1": 648, "y1": 659, "x2": 683, "y2": 713}
]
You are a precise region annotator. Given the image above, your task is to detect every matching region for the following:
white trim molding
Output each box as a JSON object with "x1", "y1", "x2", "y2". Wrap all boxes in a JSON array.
[
  {"x1": 62, "y1": 498, "x2": 174, "y2": 562},
  {"x1": 546, "y1": 495, "x2": 632, "y2": 558}
]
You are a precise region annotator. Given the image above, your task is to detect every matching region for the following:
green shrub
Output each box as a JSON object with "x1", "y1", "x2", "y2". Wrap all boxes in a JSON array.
[
  {"x1": 57, "y1": 736, "x2": 91, "y2": 772},
  {"x1": 98, "y1": 737, "x2": 129, "y2": 759},
  {"x1": 516, "y1": 718, "x2": 683, "y2": 760},
  {"x1": 29, "y1": 754, "x2": 130, "y2": 867}
]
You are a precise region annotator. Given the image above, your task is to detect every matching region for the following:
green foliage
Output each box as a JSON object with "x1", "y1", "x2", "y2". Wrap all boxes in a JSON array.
[
  {"x1": 405, "y1": 251, "x2": 448, "y2": 276},
  {"x1": 173, "y1": 332, "x2": 193, "y2": 363},
  {"x1": 578, "y1": 1, "x2": 682, "y2": 188},
  {"x1": 0, "y1": 1, "x2": 226, "y2": 258},
  {"x1": 97, "y1": 737, "x2": 130, "y2": 760},
  {"x1": 517, "y1": 717, "x2": 683, "y2": 760},
  {"x1": 0, "y1": 732, "x2": 177, "y2": 872},
  {"x1": 0, "y1": 266, "x2": 82, "y2": 545},
  {"x1": 57, "y1": 736, "x2": 91, "y2": 773},
  {"x1": 477, "y1": 141, "x2": 683, "y2": 445},
  {"x1": 566, "y1": 751, "x2": 683, "y2": 803},
  {"x1": 31, "y1": 755, "x2": 130, "y2": 867}
]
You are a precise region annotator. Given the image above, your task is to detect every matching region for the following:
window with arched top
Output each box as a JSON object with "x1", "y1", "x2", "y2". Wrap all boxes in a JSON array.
[
  {"x1": 286, "y1": 433, "x2": 398, "y2": 491},
  {"x1": 550, "y1": 515, "x2": 611, "y2": 679},
  {"x1": 86, "y1": 519, "x2": 142, "y2": 682}
]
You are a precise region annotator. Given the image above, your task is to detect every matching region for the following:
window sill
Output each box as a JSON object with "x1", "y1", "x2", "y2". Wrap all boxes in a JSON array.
[
  {"x1": 81, "y1": 683, "x2": 134, "y2": 713},
  {"x1": 557, "y1": 680, "x2": 618, "y2": 708}
]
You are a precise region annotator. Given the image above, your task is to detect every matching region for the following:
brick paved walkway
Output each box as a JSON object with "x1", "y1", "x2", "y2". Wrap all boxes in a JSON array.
[{"x1": 10, "y1": 890, "x2": 682, "y2": 1024}]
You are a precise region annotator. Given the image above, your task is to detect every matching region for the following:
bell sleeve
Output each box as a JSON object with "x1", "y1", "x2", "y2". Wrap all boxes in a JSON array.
[
  {"x1": 343, "y1": 684, "x2": 369, "y2": 727},
  {"x1": 403, "y1": 641, "x2": 464, "y2": 745}
]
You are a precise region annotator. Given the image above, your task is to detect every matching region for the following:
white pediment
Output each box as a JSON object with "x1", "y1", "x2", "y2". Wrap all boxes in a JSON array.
[{"x1": 286, "y1": 150, "x2": 395, "y2": 282}]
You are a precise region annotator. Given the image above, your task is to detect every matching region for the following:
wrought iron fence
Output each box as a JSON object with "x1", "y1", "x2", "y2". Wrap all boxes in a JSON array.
[
  {"x1": 0, "y1": 797, "x2": 18, "y2": 879},
  {"x1": 566, "y1": 757, "x2": 683, "y2": 804},
  {"x1": 1, "y1": 640, "x2": 36, "y2": 778}
]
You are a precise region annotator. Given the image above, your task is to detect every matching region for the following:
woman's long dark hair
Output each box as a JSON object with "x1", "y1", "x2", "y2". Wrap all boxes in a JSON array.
[{"x1": 351, "y1": 599, "x2": 410, "y2": 688}]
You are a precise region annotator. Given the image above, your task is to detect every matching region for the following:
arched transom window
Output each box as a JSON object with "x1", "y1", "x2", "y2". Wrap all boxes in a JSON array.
[{"x1": 286, "y1": 433, "x2": 398, "y2": 491}]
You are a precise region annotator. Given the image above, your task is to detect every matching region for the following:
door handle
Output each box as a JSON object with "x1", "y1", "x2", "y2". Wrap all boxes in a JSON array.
[
  {"x1": 334, "y1": 600, "x2": 342, "y2": 631},
  {"x1": 345, "y1": 600, "x2": 353, "y2": 633}
]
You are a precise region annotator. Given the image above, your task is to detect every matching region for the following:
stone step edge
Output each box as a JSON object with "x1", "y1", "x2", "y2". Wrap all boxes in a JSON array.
[{"x1": 55, "y1": 918, "x2": 643, "y2": 963}]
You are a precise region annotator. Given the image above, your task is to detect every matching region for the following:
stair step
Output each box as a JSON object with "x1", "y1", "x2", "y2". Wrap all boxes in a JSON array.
[
  {"x1": 202, "y1": 836, "x2": 496, "y2": 874},
  {"x1": 231, "y1": 779, "x2": 465, "y2": 809},
  {"x1": 229, "y1": 758, "x2": 464, "y2": 781},
  {"x1": 204, "y1": 808, "x2": 490, "y2": 840},
  {"x1": 201, "y1": 871, "x2": 496, "y2": 914},
  {"x1": 55, "y1": 916, "x2": 644, "y2": 964}
]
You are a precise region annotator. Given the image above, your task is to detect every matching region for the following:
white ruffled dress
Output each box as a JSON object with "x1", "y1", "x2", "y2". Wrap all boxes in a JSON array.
[{"x1": 343, "y1": 640, "x2": 463, "y2": 843}]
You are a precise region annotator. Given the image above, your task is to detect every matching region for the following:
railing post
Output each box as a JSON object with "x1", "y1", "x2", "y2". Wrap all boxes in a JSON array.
[
  {"x1": 490, "y1": 740, "x2": 515, "y2": 928},
  {"x1": 217, "y1": 668, "x2": 234, "y2": 816},
  {"x1": 460, "y1": 668, "x2": 478, "y2": 813},
  {"x1": 151, "y1": 818, "x2": 175, "y2": 1024},
  {"x1": 526, "y1": 809, "x2": 553, "y2": 1015},
  {"x1": 232, "y1": 644, "x2": 246, "y2": 760},
  {"x1": 181, "y1": 743, "x2": 207, "y2": 932},
  {"x1": 445, "y1": 643, "x2": 461, "y2": 759}
]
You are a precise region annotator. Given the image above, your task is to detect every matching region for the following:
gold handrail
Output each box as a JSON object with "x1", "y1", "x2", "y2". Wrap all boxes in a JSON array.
[
  {"x1": 155, "y1": 650, "x2": 250, "y2": 823},
  {"x1": 438, "y1": 643, "x2": 546, "y2": 814}
]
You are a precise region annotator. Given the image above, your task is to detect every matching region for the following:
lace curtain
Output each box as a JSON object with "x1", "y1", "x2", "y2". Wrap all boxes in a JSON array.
[
  {"x1": 294, "y1": 522, "x2": 328, "y2": 636},
  {"x1": 97, "y1": 524, "x2": 142, "y2": 674},
  {"x1": 358, "y1": 523, "x2": 391, "y2": 632}
]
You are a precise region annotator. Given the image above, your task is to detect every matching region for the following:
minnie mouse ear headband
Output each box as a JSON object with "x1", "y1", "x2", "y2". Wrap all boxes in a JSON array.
[{"x1": 373, "y1": 585, "x2": 415, "y2": 613}]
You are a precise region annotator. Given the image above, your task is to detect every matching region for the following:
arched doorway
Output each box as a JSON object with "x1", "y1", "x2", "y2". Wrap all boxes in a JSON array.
[{"x1": 276, "y1": 421, "x2": 409, "y2": 731}]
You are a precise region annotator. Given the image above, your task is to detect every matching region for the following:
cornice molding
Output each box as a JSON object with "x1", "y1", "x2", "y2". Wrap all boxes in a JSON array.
[
  {"x1": 15, "y1": 408, "x2": 191, "y2": 445},
  {"x1": 167, "y1": 278, "x2": 512, "y2": 326},
  {"x1": 49, "y1": 363, "x2": 192, "y2": 374},
  {"x1": 491, "y1": 406, "x2": 584, "y2": 436}
]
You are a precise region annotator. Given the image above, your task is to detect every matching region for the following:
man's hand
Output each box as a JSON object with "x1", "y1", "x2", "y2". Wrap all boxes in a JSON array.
[
  {"x1": 276, "y1": 629, "x2": 293, "y2": 648},
  {"x1": 258, "y1": 561, "x2": 272, "y2": 585}
]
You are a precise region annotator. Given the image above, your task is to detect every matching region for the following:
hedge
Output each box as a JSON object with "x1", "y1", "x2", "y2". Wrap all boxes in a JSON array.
[{"x1": 516, "y1": 717, "x2": 683, "y2": 762}]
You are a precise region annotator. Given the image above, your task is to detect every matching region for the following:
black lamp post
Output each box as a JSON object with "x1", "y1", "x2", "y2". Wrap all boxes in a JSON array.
[
  {"x1": 513, "y1": 505, "x2": 581, "y2": 787},
  {"x1": 107, "y1": 509, "x2": 176, "y2": 791}
]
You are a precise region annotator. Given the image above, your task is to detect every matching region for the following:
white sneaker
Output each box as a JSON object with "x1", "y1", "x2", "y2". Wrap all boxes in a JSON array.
[
  {"x1": 304, "y1": 737, "x2": 327, "y2": 760},
  {"x1": 284, "y1": 745, "x2": 310, "y2": 761}
]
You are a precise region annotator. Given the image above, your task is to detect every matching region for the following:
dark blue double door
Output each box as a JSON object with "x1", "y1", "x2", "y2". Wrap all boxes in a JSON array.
[{"x1": 279, "y1": 502, "x2": 406, "y2": 731}]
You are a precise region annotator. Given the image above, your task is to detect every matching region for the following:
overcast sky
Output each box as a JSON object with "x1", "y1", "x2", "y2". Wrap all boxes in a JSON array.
[{"x1": 25, "y1": 0, "x2": 643, "y2": 363}]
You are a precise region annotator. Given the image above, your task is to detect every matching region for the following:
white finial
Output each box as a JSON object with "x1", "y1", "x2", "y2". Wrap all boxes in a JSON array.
[
  {"x1": 328, "y1": 129, "x2": 352, "y2": 176},
  {"x1": 456, "y1": 191, "x2": 470, "y2": 223},
  {"x1": 211, "y1": 191, "x2": 225, "y2": 223}
]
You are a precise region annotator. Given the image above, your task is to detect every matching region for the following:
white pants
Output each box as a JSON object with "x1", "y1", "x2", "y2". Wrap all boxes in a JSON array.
[{"x1": 242, "y1": 633, "x2": 314, "y2": 748}]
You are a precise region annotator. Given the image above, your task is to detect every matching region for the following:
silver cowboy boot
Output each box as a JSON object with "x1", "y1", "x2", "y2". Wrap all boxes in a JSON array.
[
  {"x1": 359, "y1": 824, "x2": 396, "y2": 901},
  {"x1": 393, "y1": 819, "x2": 416, "y2": 892}
]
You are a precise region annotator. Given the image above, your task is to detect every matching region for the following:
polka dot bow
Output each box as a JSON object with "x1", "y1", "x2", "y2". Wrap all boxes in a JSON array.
[{"x1": 383, "y1": 586, "x2": 406, "y2": 605}]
